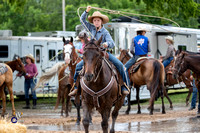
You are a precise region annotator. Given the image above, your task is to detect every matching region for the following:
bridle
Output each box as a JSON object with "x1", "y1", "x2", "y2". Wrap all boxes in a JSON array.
[{"x1": 120, "y1": 51, "x2": 130, "y2": 63}]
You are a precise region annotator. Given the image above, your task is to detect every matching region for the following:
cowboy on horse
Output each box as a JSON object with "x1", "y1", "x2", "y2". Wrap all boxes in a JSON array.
[
  {"x1": 68, "y1": 6, "x2": 130, "y2": 96},
  {"x1": 124, "y1": 27, "x2": 151, "y2": 86},
  {"x1": 159, "y1": 36, "x2": 175, "y2": 68}
]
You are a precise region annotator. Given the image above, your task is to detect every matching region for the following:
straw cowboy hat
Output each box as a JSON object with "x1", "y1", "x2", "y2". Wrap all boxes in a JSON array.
[
  {"x1": 26, "y1": 54, "x2": 35, "y2": 63},
  {"x1": 135, "y1": 26, "x2": 147, "y2": 32},
  {"x1": 165, "y1": 36, "x2": 174, "y2": 44},
  {"x1": 88, "y1": 11, "x2": 109, "y2": 24}
]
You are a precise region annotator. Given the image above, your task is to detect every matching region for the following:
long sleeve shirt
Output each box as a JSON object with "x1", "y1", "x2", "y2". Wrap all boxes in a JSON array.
[
  {"x1": 24, "y1": 63, "x2": 38, "y2": 79},
  {"x1": 163, "y1": 44, "x2": 175, "y2": 60},
  {"x1": 78, "y1": 42, "x2": 86, "y2": 54},
  {"x1": 80, "y1": 11, "x2": 115, "y2": 49}
]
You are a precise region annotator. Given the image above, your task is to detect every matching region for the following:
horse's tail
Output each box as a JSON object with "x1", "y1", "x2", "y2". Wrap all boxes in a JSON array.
[
  {"x1": 35, "y1": 62, "x2": 66, "y2": 89},
  {"x1": 151, "y1": 60, "x2": 165, "y2": 99}
]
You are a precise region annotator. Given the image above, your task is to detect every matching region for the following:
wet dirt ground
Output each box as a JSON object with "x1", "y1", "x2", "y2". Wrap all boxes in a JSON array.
[{"x1": 3, "y1": 103, "x2": 200, "y2": 133}]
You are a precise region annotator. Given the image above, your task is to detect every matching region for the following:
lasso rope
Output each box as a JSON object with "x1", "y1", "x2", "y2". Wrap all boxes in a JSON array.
[{"x1": 77, "y1": 6, "x2": 180, "y2": 34}]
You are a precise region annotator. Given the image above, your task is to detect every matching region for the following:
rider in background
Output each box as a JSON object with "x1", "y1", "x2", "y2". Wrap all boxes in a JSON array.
[
  {"x1": 160, "y1": 36, "x2": 175, "y2": 67},
  {"x1": 74, "y1": 31, "x2": 88, "y2": 57},
  {"x1": 68, "y1": 6, "x2": 130, "y2": 96},
  {"x1": 124, "y1": 27, "x2": 151, "y2": 86}
]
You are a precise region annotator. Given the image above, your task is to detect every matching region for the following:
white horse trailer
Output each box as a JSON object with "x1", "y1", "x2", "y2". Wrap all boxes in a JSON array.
[
  {"x1": 0, "y1": 35, "x2": 69, "y2": 97},
  {"x1": 76, "y1": 22, "x2": 200, "y2": 101}
]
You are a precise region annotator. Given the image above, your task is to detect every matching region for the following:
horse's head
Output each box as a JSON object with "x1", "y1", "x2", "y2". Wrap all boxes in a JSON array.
[
  {"x1": 14, "y1": 57, "x2": 26, "y2": 76},
  {"x1": 119, "y1": 49, "x2": 130, "y2": 64},
  {"x1": 83, "y1": 36, "x2": 104, "y2": 82},
  {"x1": 173, "y1": 51, "x2": 187, "y2": 79},
  {"x1": 63, "y1": 37, "x2": 74, "y2": 64}
]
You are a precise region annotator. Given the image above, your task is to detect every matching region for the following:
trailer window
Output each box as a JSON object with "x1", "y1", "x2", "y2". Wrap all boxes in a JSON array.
[
  {"x1": 178, "y1": 45, "x2": 187, "y2": 51},
  {"x1": 36, "y1": 49, "x2": 40, "y2": 63},
  {"x1": 58, "y1": 50, "x2": 64, "y2": 61},
  {"x1": 49, "y1": 50, "x2": 56, "y2": 61},
  {"x1": 0, "y1": 45, "x2": 8, "y2": 58}
]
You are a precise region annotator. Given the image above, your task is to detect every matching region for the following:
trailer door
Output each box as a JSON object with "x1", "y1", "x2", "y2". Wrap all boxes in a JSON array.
[
  {"x1": 47, "y1": 42, "x2": 57, "y2": 68},
  {"x1": 157, "y1": 35, "x2": 169, "y2": 57}
]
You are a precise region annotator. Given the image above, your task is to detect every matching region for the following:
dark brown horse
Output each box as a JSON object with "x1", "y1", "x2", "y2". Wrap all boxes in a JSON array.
[
  {"x1": 165, "y1": 59, "x2": 192, "y2": 106},
  {"x1": 81, "y1": 37, "x2": 125, "y2": 133},
  {"x1": 119, "y1": 49, "x2": 172, "y2": 115},
  {"x1": 0, "y1": 57, "x2": 26, "y2": 117},
  {"x1": 173, "y1": 51, "x2": 200, "y2": 112}
]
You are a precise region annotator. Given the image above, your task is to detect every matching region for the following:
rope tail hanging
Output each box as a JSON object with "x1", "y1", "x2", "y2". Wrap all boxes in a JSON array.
[{"x1": 77, "y1": 6, "x2": 181, "y2": 34}]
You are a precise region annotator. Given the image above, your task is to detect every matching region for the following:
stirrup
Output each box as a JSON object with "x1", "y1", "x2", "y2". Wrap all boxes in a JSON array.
[{"x1": 124, "y1": 82, "x2": 130, "y2": 93}]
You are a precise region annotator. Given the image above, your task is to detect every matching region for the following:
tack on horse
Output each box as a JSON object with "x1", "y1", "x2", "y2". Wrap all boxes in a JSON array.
[
  {"x1": 173, "y1": 51, "x2": 200, "y2": 113},
  {"x1": 119, "y1": 49, "x2": 172, "y2": 115},
  {"x1": 81, "y1": 37, "x2": 125, "y2": 133},
  {"x1": 0, "y1": 56, "x2": 26, "y2": 117}
]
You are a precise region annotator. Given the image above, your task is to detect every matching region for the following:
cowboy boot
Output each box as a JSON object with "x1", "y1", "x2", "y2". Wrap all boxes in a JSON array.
[
  {"x1": 32, "y1": 99, "x2": 37, "y2": 109},
  {"x1": 122, "y1": 83, "x2": 130, "y2": 95},
  {"x1": 68, "y1": 83, "x2": 78, "y2": 96},
  {"x1": 23, "y1": 99, "x2": 30, "y2": 109}
]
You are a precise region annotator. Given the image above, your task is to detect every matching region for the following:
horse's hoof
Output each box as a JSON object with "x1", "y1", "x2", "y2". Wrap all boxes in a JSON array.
[
  {"x1": 137, "y1": 111, "x2": 141, "y2": 114},
  {"x1": 162, "y1": 111, "x2": 166, "y2": 114},
  {"x1": 110, "y1": 129, "x2": 115, "y2": 133},
  {"x1": 125, "y1": 111, "x2": 129, "y2": 115},
  {"x1": 149, "y1": 112, "x2": 153, "y2": 115},
  {"x1": 170, "y1": 106, "x2": 173, "y2": 110}
]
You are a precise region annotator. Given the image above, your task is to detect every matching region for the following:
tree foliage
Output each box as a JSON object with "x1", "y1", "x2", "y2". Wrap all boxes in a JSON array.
[{"x1": 0, "y1": 0, "x2": 199, "y2": 36}]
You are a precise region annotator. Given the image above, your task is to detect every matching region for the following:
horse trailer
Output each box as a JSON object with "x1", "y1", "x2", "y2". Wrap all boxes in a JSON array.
[{"x1": 0, "y1": 30, "x2": 76, "y2": 97}]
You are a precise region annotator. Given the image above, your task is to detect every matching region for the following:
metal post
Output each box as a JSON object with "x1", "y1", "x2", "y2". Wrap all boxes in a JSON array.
[{"x1": 62, "y1": 0, "x2": 66, "y2": 31}]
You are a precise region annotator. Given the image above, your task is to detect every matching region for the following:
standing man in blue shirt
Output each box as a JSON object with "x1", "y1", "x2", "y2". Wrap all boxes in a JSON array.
[
  {"x1": 124, "y1": 27, "x2": 151, "y2": 86},
  {"x1": 68, "y1": 6, "x2": 130, "y2": 96}
]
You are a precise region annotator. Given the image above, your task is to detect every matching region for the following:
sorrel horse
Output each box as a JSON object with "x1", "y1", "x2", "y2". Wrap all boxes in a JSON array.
[
  {"x1": 81, "y1": 37, "x2": 126, "y2": 133},
  {"x1": 119, "y1": 49, "x2": 172, "y2": 115},
  {"x1": 35, "y1": 37, "x2": 82, "y2": 123},
  {"x1": 0, "y1": 57, "x2": 26, "y2": 117},
  {"x1": 173, "y1": 51, "x2": 200, "y2": 112}
]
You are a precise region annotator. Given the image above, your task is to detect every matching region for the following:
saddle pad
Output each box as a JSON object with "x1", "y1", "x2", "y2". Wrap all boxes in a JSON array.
[
  {"x1": 136, "y1": 57, "x2": 148, "y2": 62},
  {"x1": 0, "y1": 63, "x2": 8, "y2": 75}
]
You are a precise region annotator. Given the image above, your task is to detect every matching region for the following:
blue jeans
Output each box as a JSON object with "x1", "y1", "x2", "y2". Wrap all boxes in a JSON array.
[
  {"x1": 24, "y1": 79, "x2": 37, "y2": 99},
  {"x1": 191, "y1": 79, "x2": 199, "y2": 109},
  {"x1": 73, "y1": 52, "x2": 129, "y2": 87},
  {"x1": 163, "y1": 57, "x2": 173, "y2": 68},
  {"x1": 124, "y1": 55, "x2": 140, "y2": 86}
]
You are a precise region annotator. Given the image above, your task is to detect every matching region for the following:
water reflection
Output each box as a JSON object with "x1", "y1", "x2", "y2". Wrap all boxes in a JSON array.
[{"x1": 28, "y1": 116, "x2": 200, "y2": 132}]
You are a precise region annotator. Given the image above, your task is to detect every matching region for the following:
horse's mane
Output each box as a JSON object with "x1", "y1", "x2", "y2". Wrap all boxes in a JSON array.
[
  {"x1": 176, "y1": 50, "x2": 200, "y2": 56},
  {"x1": 123, "y1": 50, "x2": 131, "y2": 58},
  {"x1": 185, "y1": 50, "x2": 200, "y2": 55}
]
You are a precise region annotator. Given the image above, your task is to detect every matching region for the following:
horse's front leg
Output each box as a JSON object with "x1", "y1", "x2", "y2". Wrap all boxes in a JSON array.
[
  {"x1": 101, "y1": 108, "x2": 111, "y2": 133},
  {"x1": 136, "y1": 87, "x2": 141, "y2": 114},
  {"x1": 75, "y1": 94, "x2": 81, "y2": 125},
  {"x1": 111, "y1": 95, "x2": 125, "y2": 133},
  {"x1": 82, "y1": 100, "x2": 92, "y2": 133},
  {"x1": 7, "y1": 83, "x2": 15, "y2": 116}
]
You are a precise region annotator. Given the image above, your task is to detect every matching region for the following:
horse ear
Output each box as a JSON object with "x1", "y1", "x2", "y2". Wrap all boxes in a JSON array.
[
  {"x1": 127, "y1": 49, "x2": 129, "y2": 52},
  {"x1": 97, "y1": 35, "x2": 103, "y2": 46},
  {"x1": 119, "y1": 48, "x2": 122, "y2": 52},
  {"x1": 70, "y1": 37, "x2": 73, "y2": 43},
  {"x1": 63, "y1": 37, "x2": 66, "y2": 43}
]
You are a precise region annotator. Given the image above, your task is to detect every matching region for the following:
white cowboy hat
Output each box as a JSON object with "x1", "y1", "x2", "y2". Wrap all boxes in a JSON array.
[
  {"x1": 25, "y1": 54, "x2": 35, "y2": 63},
  {"x1": 88, "y1": 11, "x2": 109, "y2": 24},
  {"x1": 165, "y1": 36, "x2": 174, "y2": 44},
  {"x1": 75, "y1": 36, "x2": 80, "y2": 41},
  {"x1": 135, "y1": 27, "x2": 147, "y2": 32}
]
